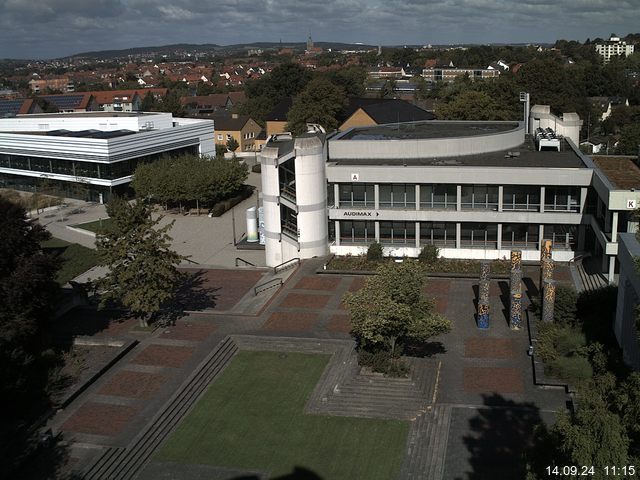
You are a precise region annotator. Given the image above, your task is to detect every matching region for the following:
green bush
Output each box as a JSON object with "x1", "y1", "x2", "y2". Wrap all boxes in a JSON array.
[
  {"x1": 357, "y1": 350, "x2": 409, "y2": 377},
  {"x1": 210, "y1": 204, "x2": 226, "y2": 217},
  {"x1": 554, "y1": 327, "x2": 587, "y2": 356},
  {"x1": 366, "y1": 242, "x2": 384, "y2": 261},
  {"x1": 554, "y1": 285, "x2": 578, "y2": 326},
  {"x1": 418, "y1": 245, "x2": 439, "y2": 264},
  {"x1": 547, "y1": 356, "x2": 593, "y2": 382}
]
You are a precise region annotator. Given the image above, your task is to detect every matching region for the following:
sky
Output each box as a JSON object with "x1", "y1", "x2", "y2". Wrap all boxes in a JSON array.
[{"x1": 0, "y1": 0, "x2": 638, "y2": 59}]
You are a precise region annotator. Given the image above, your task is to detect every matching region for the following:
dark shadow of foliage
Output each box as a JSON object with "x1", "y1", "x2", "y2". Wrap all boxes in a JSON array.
[
  {"x1": 2, "y1": 431, "x2": 82, "y2": 480},
  {"x1": 522, "y1": 276, "x2": 539, "y2": 303},
  {"x1": 175, "y1": 269, "x2": 220, "y2": 312},
  {"x1": 232, "y1": 466, "x2": 323, "y2": 480},
  {"x1": 459, "y1": 393, "x2": 542, "y2": 480},
  {"x1": 404, "y1": 340, "x2": 447, "y2": 357},
  {"x1": 497, "y1": 281, "x2": 511, "y2": 327}
]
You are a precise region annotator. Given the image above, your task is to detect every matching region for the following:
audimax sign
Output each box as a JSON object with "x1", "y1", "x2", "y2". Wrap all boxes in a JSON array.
[{"x1": 342, "y1": 211, "x2": 380, "y2": 217}]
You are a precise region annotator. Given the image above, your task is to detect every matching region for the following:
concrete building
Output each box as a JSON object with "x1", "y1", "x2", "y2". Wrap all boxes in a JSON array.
[
  {"x1": 596, "y1": 34, "x2": 635, "y2": 63},
  {"x1": 259, "y1": 106, "x2": 640, "y2": 282},
  {"x1": 421, "y1": 66, "x2": 500, "y2": 83},
  {"x1": 0, "y1": 112, "x2": 214, "y2": 202},
  {"x1": 614, "y1": 233, "x2": 640, "y2": 369}
]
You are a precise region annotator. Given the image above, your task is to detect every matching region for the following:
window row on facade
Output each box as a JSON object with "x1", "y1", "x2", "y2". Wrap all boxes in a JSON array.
[
  {"x1": 0, "y1": 146, "x2": 197, "y2": 181},
  {"x1": 329, "y1": 183, "x2": 581, "y2": 212},
  {"x1": 333, "y1": 220, "x2": 576, "y2": 251}
]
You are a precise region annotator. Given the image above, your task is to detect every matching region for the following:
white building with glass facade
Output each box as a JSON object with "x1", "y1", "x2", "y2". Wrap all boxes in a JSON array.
[{"x1": 0, "y1": 112, "x2": 215, "y2": 202}]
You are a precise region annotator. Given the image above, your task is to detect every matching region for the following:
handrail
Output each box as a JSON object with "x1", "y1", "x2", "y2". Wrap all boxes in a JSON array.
[
  {"x1": 254, "y1": 278, "x2": 283, "y2": 295},
  {"x1": 235, "y1": 257, "x2": 256, "y2": 267},
  {"x1": 273, "y1": 257, "x2": 300, "y2": 274}
]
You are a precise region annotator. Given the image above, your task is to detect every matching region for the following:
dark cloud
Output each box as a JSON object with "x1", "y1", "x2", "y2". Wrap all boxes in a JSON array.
[{"x1": 0, "y1": 0, "x2": 637, "y2": 59}]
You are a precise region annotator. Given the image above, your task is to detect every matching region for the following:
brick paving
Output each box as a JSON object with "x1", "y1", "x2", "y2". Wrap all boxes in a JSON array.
[
  {"x1": 326, "y1": 314, "x2": 351, "y2": 333},
  {"x1": 62, "y1": 402, "x2": 139, "y2": 437},
  {"x1": 463, "y1": 367, "x2": 524, "y2": 394},
  {"x1": 179, "y1": 268, "x2": 264, "y2": 311},
  {"x1": 131, "y1": 345, "x2": 195, "y2": 368},
  {"x1": 262, "y1": 311, "x2": 320, "y2": 331},
  {"x1": 294, "y1": 276, "x2": 341, "y2": 291},
  {"x1": 98, "y1": 371, "x2": 168, "y2": 399},
  {"x1": 158, "y1": 321, "x2": 217, "y2": 342},
  {"x1": 279, "y1": 292, "x2": 331, "y2": 309},
  {"x1": 464, "y1": 338, "x2": 516, "y2": 359}
]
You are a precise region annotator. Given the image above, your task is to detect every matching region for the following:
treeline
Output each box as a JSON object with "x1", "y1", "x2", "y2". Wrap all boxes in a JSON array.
[{"x1": 130, "y1": 154, "x2": 248, "y2": 212}]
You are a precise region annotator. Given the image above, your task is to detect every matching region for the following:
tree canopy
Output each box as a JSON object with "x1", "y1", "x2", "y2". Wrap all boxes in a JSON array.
[
  {"x1": 96, "y1": 197, "x2": 185, "y2": 326},
  {"x1": 0, "y1": 197, "x2": 60, "y2": 414},
  {"x1": 286, "y1": 77, "x2": 346, "y2": 134},
  {"x1": 131, "y1": 154, "x2": 248, "y2": 210},
  {"x1": 343, "y1": 262, "x2": 451, "y2": 355}
]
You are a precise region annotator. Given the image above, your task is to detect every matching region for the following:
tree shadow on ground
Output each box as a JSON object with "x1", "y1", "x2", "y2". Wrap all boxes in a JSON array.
[
  {"x1": 404, "y1": 340, "x2": 446, "y2": 357},
  {"x1": 232, "y1": 466, "x2": 323, "y2": 480},
  {"x1": 458, "y1": 393, "x2": 542, "y2": 480},
  {"x1": 497, "y1": 281, "x2": 511, "y2": 327},
  {"x1": 175, "y1": 269, "x2": 220, "y2": 313},
  {"x1": 5, "y1": 433, "x2": 82, "y2": 480}
]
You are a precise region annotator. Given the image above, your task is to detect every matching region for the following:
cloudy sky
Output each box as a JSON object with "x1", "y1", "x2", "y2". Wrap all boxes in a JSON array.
[{"x1": 0, "y1": 0, "x2": 638, "y2": 59}]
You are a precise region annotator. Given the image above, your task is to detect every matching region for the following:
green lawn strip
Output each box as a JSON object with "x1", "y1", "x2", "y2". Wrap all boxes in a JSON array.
[
  {"x1": 41, "y1": 237, "x2": 98, "y2": 284},
  {"x1": 157, "y1": 351, "x2": 409, "y2": 480},
  {"x1": 72, "y1": 218, "x2": 112, "y2": 234}
]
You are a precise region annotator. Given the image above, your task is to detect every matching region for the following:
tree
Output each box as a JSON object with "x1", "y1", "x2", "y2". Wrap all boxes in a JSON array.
[
  {"x1": 343, "y1": 262, "x2": 451, "y2": 355},
  {"x1": 286, "y1": 77, "x2": 346, "y2": 134},
  {"x1": 0, "y1": 197, "x2": 60, "y2": 414},
  {"x1": 617, "y1": 123, "x2": 640, "y2": 155},
  {"x1": 379, "y1": 79, "x2": 396, "y2": 99},
  {"x1": 96, "y1": 197, "x2": 186, "y2": 327},
  {"x1": 436, "y1": 90, "x2": 513, "y2": 120},
  {"x1": 226, "y1": 137, "x2": 239, "y2": 152}
]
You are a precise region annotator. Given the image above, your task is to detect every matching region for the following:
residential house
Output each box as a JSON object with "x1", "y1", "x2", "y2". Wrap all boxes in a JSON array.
[
  {"x1": 92, "y1": 90, "x2": 142, "y2": 112},
  {"x1": 0, "y1": 98, "x2": 42, "y2": 117},
  {"x1": 28, "y1": 75, "x2": 74, "y2": 93},
  {"x1": 210, "y1": 113, "x2": 262, "y2": 152},
  {"x1": 265, "y1": 97, "x2": 293, "y2": 136},
  {"x1": 596, "y1": 34, "x2": 635, "y2": 64},
  {"x1": 37, "y1": 93, "x2": 98, "y2": 113},
  {"x1": 339, "y1": 98, "x2": 435, "y2": 131},
  {"x1": 422, "y1": 65, "x2": 500, "y2": 82}
]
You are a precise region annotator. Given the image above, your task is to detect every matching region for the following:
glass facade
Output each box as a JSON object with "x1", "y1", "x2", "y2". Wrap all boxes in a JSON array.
[
  {"x1": 379, "y1": 221, "x2": 415, "y2": 244},
  {"x1": 460, "y1": 223, "x2": 498, "y2": 248},
  {"x1": 339, "y1": 183, "x2": 374, "y2": 207},
  {"x1": 379, "y1": 184, "x2": 416, "y2": 209},
  {"x1": 420, "y1": 184, "x2": 456, "y2": 209},
  {"x1": 502, "y1": 224, "x2": 539, "y2": 249},
  {"x1": 545, "y1": 187, "x2": 580, "y2": 212},
  {"x1": 420, "y1": 222, "x2": 456, "y2": 246},
  {"x1": 544, "y1": 224, "x2": 576, "y2": 250},
  {"x1": 0, "y1": 145, "x2": 198, "y2": 182},
  {"x1": 461, "y1": 185, "x2": 499, "y2": 210},
  {"x1": 340, "y1": 220, "x2": 375, "y2": 244},
  {"x1": 502, "y1": 186, "x2": 540, "y2": 211}
]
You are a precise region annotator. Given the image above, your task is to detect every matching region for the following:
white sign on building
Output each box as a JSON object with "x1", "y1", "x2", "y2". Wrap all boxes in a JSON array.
[
  {"x1": 627, "y1": 199, "x2": 637, "y2": 209},
  {"x1": 351, "y1": 173, "x2": 360, "y2": 181}
]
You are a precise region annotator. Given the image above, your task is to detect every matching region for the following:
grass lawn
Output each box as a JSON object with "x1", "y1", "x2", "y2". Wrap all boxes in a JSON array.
[
  {"x1": 72, "y1": 217, "x2": 112, "y2": 234},
  {"x1": 41, "y1": 237, "x2": 97, "y2": 284},
  {"x1": 157, "y1": 351, "x2": 409, "y2": 479}
]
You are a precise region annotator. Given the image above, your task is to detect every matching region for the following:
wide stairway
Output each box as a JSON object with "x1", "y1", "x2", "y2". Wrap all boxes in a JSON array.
[
  {"x1": 81, "y1": 336, "x2": 238, "y2": 480},
  {"x1": 574, "y1": 256, "x2": 609, "y2": 293}
]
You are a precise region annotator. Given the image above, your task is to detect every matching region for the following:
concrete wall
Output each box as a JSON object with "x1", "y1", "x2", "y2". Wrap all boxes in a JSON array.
[
  {"x1": 615, "y1": 233, "x2": 640, "y2": 369},
  {"x1": 529, "y1": 105, "x2": 583, "y2": 146}
]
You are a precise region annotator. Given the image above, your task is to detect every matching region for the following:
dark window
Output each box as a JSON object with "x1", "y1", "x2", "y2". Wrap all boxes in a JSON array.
[
  {"x1": 544, "y1": 187, "x2": 580, "y2": 212},
  {"x1": 461, "y1": 185, "x2": 499, "y2": 210},
  {"x1": 380, "y1": 221, "x2": 415, "y2": 244},
  {"x1": 420, "y1": 184, "x2": 456, "y2": 209},
  {"x1": 460, "y1": 223, "x2": 498, "y2": 248},
  {"x1": 379, "y1": 184, "x2": 415, "y2": 209},
  {"x1": 502, "y1": 224, "x2": 539, "y2": 249},
  {"x1": 502, "y1": 186, "x2": 540, "y2": 211},
  {"x1": 339, "y1": 220, "x2": 375, "y2": 244},
  {"x1": 544, "y1": 224, "x2": 576, "y2": 250},
  {"x1": 420, "y1": 222, "x2": 456, "y2": 246},
  {"x1": 339, "y1": 183, "x2": 374, "y2": 207}
]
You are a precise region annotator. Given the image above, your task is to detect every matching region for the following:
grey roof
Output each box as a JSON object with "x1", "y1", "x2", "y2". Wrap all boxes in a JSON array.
[
  {"x1": 338, "y1": 121, "x2": 518, "y2": 141},
  {"x1": 329, "y1": 138, "x2": 587, "y2": 169}
]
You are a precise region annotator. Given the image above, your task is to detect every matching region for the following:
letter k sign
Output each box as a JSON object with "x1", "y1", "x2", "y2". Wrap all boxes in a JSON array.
[{"x1": 628, "y1": 199, "x2": 637, "y2": 209}]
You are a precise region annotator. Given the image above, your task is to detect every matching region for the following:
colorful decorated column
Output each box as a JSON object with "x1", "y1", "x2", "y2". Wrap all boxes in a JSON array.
[
  {"x1": 510, "y1": 249, "x2": 522, "y2": 271},
  {"x1": 542, "y1": 279, "x2": 557, "y2": 323},
  {"x1": 541, "y1": 257, "x2": 554, "y2": 289},
  {"x1": 510, "y1": 291, "x2": 522, "y2": 329},
  {"x1": 477, "y1": 261, "x2": 491, "y2": 328},
  {"x1": 478, "y1": 301, "x2": 490, "y2": 329}
]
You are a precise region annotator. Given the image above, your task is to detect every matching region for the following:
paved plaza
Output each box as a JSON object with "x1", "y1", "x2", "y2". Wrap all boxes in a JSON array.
[{"x1": 38, "y1": 257, "x2": 572, "y2": 480}]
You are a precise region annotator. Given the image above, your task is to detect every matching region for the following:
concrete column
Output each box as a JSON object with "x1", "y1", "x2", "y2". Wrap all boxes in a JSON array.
[
  {"x1": 415, "y1": 185, "x2": 420, "y2": 211},
  {"x1": 497, "y1": 223, "x2": 502, "y2": 250},
  {"x1": 609, "y1": 256, "x2": 616, "y2": 284},
  {"x1": 538, "y1": 224, "x2": 544, "y2": 251},
  {"x1": 510, "y1": 290, "x2": 522, "y2": 329},
  {"x1": 456, "y1": 185, "x2": 462, "y2": 211},
  {"x1": 612, "y1": 211, "x2": 619, "y2": 242},
  {"x1": 374, "y1": 184, "x2": 379, "y2": 210},
  {"x1": 415, "y1": 222, "x2": 420, "y2": 248},
  {"x1": 498, "y1": 185, "x2": 503, "y2": 212},
  {"x1": 375, "y1": 221, "x2": 380, "y2": 242},
  {"x1": 540, "y1": 186, "x2": 545, "y2": 213},
  {"x1": 580, "y1": 187, "x2": 588, "y2": 214},
  {"x1": 334, "y1": 184, "x2": 340, "y2": 208},
  {"x1": 335, "y1": 221, "x2": 340, "y2": 246},
  {"x1": 456, "y1": 222, "x2": 461, "y2": 249},
  {"x1": 478, "y1": 301, "x2": 490, "y2": 329},
  {"x1": 602, "y1": 252, "x2": 609, "y2": 273}
]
